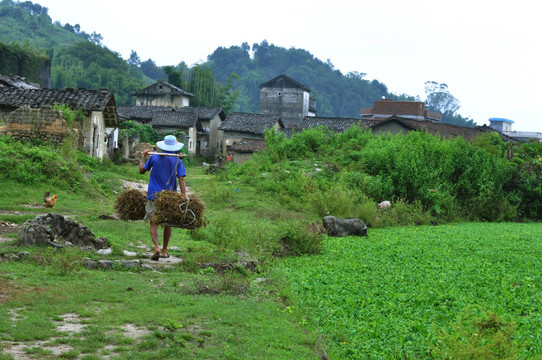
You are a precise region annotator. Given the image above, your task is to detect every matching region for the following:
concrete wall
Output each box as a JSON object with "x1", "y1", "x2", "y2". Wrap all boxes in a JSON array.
[{"x1": 490, "y1": 120, "x2": 513, "y2": 132}]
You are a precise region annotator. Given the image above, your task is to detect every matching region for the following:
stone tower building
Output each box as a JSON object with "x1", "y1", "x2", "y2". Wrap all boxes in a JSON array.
[{"x1": 259, "y1": 74, "x2": 316, "y2": 128}]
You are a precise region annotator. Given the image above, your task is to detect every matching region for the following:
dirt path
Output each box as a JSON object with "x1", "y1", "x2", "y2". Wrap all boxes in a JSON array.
[{"x1": 120, "y1": 180, "x2": 192, "y2": 194}]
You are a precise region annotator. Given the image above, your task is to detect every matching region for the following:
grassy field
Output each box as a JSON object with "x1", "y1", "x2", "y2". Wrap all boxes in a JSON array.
[
  {"x1": 279, "y1": 223, "x2": 542, "y2": 359},
  {"x1": 0, "y1": 165, "x2": 321, "y2": 360},
  {"x1": 1, "y1": 161, "x2": 542, "y2": 359}
]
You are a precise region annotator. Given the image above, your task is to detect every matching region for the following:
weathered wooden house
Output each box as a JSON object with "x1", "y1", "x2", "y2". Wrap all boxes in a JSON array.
[
  {"x1": 259, "y1": 74, "x2": 316, "y2": 128},
  {"x1": 132, "y1": 80, "x2": 194, "y2": 107},
  {"x1": 0, "y1": 87, "x2": 118, "y2": 159}
]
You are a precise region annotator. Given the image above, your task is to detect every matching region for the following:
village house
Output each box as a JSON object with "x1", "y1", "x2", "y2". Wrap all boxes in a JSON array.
[
  {"x1": 368, "y1": 115, "x2": 516, "y2": 142},
  {"x1": 0, "y1": 87, "x2": 118, "y2": 159},
  {"x1": 283, "y1": 113, "x2": 517, "y2": 146},
  {"x1": 259, "y1": 74, "x2": 316, "y2": 128},
  {"x1": 150, "y1": 107, "x2": 226, "y2": 157},
  {"x1": 219, "y1": 112, "x2": 284, "y2": 162},
  {"x1": 488, "y1": 118, "x2": 542, "y2": 142},
  {"x1": 361, "y1": 99, "x2": 442, "y2": 122},
  {"x1": 118, "y1": 105, "x2": 225, "y2": 158},
  {"x1": 132, "y1": 80, "x2": 194, "y2": 107}
]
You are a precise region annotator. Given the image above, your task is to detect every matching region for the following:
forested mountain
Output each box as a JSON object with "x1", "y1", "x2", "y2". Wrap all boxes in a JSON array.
[
  {"x1": 0, "y1": 0, "x2": 148, "y2": 104},
  {"x1": 1, "y1": 0, "x2": 475, "y2": 126},
  {"x1": 206, "y1": 41, "x2": 392, "y2": 117},
  {"x1": 0, "y1": 0, "x2": 99, "y2": 57}
]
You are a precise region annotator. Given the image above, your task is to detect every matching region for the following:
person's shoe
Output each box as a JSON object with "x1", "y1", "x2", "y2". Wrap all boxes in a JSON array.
[
  {"x1": 150, "y1": 252, "x2": 160, "y2": 261},
  {"x1": 160, "y1": 253, "x2": 170, "y2": 258}
]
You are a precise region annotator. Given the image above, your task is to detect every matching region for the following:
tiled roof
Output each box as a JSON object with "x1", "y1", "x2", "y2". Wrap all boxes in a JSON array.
[
  {"x1": 369, "y1": 116, "x2": 515, "y2": 142},
  {"x1": 176, "y1": 106, "x2": 225, "y2": 121},
  {"x1": 0, "y1": 87, "x2": 115, "y2": 111},
  {"x1": 118, "y1": 106, "x2": 225, "y2": 125},
  {"x1": 151, "y1": 110, "x2": 198, "y2": 128},
  {"x1": 0, "y1": 74, "x2": 39, "y2": 89},
  {"x1": 219, "y1": 112, "x2": 283, "y2": 135},
  {"x1": 259, "y1": 74, "x2": 311, "y2": 92},
  {"x1": 0, "y1": 87, "x2": 118, "y2": 127},
  {"x1": 132, "y1": 80, "x2": 194, "y2": 98},
  {"x1": 117, "y1": 106, "x2": 174, "y2": 121},
  {"x1": 299, "y1": 116, "x2": 363, "y2": 132}
]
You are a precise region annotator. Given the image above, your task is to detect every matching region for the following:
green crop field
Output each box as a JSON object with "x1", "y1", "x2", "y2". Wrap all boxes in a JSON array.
[{"x1": 279, "y1": 222, "x2": 542, "y2": 359}]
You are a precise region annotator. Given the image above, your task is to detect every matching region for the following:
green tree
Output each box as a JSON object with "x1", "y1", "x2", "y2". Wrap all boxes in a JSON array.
[
  {"x1": 424, "y1": 81, "x2": 460, "y2": 115},
  {"x1": 164, "y1": 64, "x2": 239, "y2": 113},
  {"x1": 127, "y1": 50, "x2": 141, "y2": 67},
  {"x1": 424, "y1": 80, "x2": 476, "y2": 127},
  {"x1": 140, "y1": 58, "x2": 166, "y2": 80}
]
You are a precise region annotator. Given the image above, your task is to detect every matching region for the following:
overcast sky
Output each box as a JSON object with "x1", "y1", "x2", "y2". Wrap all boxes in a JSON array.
[{"x1": 37, "y1": 0, "x2": 541, "y2": 131}]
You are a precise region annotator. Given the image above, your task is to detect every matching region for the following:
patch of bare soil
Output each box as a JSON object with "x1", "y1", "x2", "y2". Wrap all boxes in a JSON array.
[
  {"x1": 121, "y1": 179, "x2": 148, "y2": 192},
  {"x1": 1, "y1": 306, "x2": 154, "y2": 359},
  {"x1": 22, "y1": 203, "x2": 43, "y2": 209},
  {"x1": 0, "y1": 220, "x2": 18, "y2": 243},
  {"x1": 121, "y1": 323, "x2": 151, "y2": 339},
  {"x1": 0, "y1": 220, "x2": 19, "y2": 233},
  {"x1": 56, "y1": 313, "x2": 86, "y2": 333}
]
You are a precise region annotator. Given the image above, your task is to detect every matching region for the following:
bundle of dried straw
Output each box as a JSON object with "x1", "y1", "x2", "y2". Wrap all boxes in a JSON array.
[
  {"x1": 151, "y1": 191, "x2": 207, "y2": 229},
  {"x1": 114, "y1": 189, "x2": 147, "y2": 221}
]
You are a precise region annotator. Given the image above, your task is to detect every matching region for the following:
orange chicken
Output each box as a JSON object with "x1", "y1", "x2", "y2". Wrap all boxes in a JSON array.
[{"x1": 44, "y1": 192, "x2": 58, "y2": 208}]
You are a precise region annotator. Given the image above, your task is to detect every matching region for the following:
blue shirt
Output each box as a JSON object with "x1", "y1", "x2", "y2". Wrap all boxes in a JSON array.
[{"x1": 144, "y1": 152, "x2": 186, "y2": 200}]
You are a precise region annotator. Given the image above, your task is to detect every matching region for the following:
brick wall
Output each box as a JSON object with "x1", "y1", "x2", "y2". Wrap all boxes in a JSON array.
[
  {"x1": 373, "y1": 100, "x2": 425, "y2": 116},
  {"x1": 0, "y1": 106, "x2": 80, "y2": 146}
]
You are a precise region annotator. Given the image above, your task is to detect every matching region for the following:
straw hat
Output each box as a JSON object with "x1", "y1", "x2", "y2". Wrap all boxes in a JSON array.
[{"x1": 156, "y1": 135, "x2": 184, "y2": 152}]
